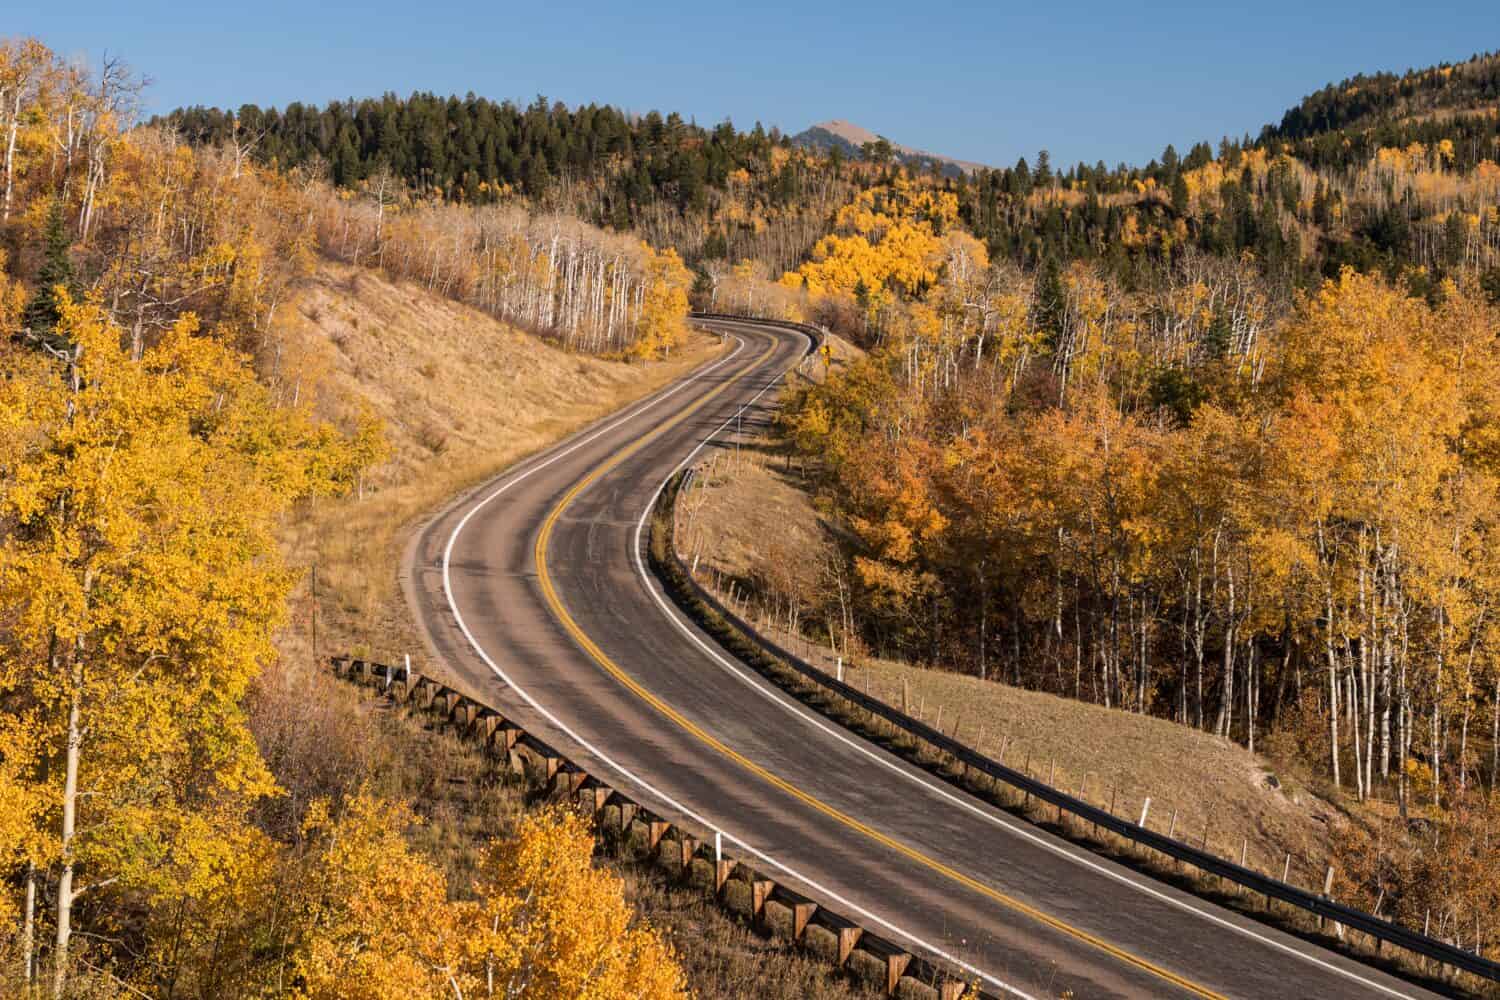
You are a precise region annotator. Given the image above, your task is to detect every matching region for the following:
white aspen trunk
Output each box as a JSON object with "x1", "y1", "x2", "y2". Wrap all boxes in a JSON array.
[
  {"x1": 1216, "y1": 563, "x2": 1236, "y2": 739},
  {"x1": 53, "y1": 664, "x2": 82, "y2": 1000},
  {"x1": 1433, "y1": 606, "x2": 1445, "y2": 808},
  {"x1": 1193, "y1": 548, "x2": 1207, "y2": 729},
  {"x1": 1326, "y1": 590, "x2": 1341, "y2": 790},
  {"x1": 22, "y1": 861, "x2": 36, "y2": 986},
  {"x1": 3, "y1": 90, "x2": 21, "y2": 223},
  {"x1": 1490, "y1": 675, "x2": 1498, "y2": 796},
  {"x1": 1379, "y1": 581, "x2": 1393, "y2": 781},
  {"x1": 1348, "y1": 664, "x2": 1364, "y2": 800}
]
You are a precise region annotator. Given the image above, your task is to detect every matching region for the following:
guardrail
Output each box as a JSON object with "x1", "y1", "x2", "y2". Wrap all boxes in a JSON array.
[
  {"x1": 325, "y1": 653, "x2": 989, "y2": 1000},
  {"x1": 689, "y1": 312, "x2": 826, "y2": 358},
  {"x1": 648, "y1": 468, "x2": 1500, "y2": 987}
]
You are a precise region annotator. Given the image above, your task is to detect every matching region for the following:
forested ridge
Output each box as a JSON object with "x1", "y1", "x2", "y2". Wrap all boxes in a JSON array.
[
  {"x1": 166, "y1": 52, "x2": 1500, "y2": 303},
  {"x1": 160, "y1": 95, "x2": 861, "y2": 274}
]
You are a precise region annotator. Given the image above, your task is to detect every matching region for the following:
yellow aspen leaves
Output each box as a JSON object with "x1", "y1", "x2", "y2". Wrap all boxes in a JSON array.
[
  {"x1": 0, "y1": 295, "x2": 375, "y2": 993},
  {"x1": 289, "y1": 797, "x2": 687, "y2": 1000}
]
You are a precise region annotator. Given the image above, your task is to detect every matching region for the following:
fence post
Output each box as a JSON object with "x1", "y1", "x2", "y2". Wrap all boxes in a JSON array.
[{"x1": 1048, "y1": 759, "x2": 1059, "y2": 821}]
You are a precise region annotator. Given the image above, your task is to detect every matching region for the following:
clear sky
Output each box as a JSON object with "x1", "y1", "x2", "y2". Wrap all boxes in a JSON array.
[{"x1": 10, "y1": 1, "x2": 1499, "y2": 169}]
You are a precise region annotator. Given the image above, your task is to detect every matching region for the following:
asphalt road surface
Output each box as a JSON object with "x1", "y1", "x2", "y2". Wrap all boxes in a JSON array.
[{"x1": 403, "y1": 318, "x2": 1442, "y2": 1000}]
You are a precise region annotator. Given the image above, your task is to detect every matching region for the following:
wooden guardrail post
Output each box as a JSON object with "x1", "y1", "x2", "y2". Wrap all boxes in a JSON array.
[
  {"x1": 939, "y1": 980, "x2": 968, "y2": 1000},
  {"x1": 476, "y1": 710, "x2": 500, "y2": 742},
  {"x1": 394, "y1": 669, "x2": 417, "y2": 703},
  {"x1": 886, "y1": 952, "x2": 912, "y2": 996},
  {"x1": 552, "y1": 768, "x2": 586, "y2": 797},
  {"x1": 494, "y1": 723, "x2": 522, "y2": 752},
  {"x1": 676, "y1": 837, "x2": 699, "y2": 878},
  {"x1": 791, "y1": 902, "x2": 817, "y2": 942},
  {"x1": 714, "y1": 859, "x2": 735, "y2": 896},
  {"x1": 647, "y1": 820, "x2": 670, "y2": 851},
  {"x1": 837, "y1": 926, "x2": 863, "y2": 967},
  {"x1": 751, "y1": 878, "x2": 774, "y2": 925}
]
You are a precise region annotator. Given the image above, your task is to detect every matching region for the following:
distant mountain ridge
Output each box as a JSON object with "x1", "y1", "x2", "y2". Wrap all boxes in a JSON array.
[{"x1": 791, "y1": 119, "x2": 987, "y2": 176}]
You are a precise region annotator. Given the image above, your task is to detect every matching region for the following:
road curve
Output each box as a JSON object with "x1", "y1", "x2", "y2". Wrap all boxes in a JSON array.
[{"x1": 402, "y1": 318, "x2": 1438, "y2": 1000}]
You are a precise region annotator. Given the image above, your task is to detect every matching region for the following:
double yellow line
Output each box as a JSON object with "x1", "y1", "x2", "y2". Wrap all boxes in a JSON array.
[{"x1": 532, "y1": 334, "x2": 1224, "y2": 1000}]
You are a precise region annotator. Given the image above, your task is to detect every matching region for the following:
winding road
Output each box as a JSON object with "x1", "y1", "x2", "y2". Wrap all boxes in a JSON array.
[{"x1": 402, "y1": 317, "x2": 1439, "y2": 999}]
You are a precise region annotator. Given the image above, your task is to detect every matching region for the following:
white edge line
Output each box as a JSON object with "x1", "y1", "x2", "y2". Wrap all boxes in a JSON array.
[
  {"x1": 629, "y1": 327, "x2": 1420, "y2": 1000},
  {"x1": 438, "y1": 323, "x2": 1034, "y2": 999}
]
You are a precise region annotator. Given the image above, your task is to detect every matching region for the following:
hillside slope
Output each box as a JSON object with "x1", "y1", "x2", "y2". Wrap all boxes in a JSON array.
[
  {"x1": 274, "y1": 260, "x2": 723, "y2": 666},
  {"x1": 792, "y1": 119, "x2": 987, "y2": 175}
]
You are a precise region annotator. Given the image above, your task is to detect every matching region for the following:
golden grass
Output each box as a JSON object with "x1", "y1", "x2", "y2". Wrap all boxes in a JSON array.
[{"x1": 274, "y1": 260, "x2": 724, "y2": 667}]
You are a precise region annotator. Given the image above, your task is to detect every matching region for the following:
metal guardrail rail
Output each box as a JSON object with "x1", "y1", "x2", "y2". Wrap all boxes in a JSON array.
[
  {"x1": 651, "y1": 466, "x2": 1500, "y2": 985},
  {"x1": 690, "y1": 311, "x2": 825, "y2": 358}
]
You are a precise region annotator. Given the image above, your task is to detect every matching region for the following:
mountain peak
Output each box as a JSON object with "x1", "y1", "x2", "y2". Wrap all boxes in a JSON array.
[{"x1": 791, "y1": 120, "x2": 986, "y2": 176}]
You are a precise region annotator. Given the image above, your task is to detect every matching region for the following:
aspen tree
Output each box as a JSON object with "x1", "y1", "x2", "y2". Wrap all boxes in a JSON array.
[{"x1": 0, "y1": 297, "x2": 356, "y2": 994}]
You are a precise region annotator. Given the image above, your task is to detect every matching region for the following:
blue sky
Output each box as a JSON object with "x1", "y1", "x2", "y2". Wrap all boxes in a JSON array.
[{"x1": 10, "y1": 1, "x2": 1498, "y2": 169}]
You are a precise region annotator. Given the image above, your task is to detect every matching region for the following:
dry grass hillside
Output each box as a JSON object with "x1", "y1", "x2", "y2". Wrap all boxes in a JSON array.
[
  {"x1": 681, "y1": 433, "x2": 1349, "y2": 894},
  {"x1": 275, "y1": 260, "x2": 722, "y2": 664}
]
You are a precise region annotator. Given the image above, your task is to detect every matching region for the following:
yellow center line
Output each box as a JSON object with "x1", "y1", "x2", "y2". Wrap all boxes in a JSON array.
[{"x1": 533, "y1": 333, "x2": 1225, "y2": 1000}]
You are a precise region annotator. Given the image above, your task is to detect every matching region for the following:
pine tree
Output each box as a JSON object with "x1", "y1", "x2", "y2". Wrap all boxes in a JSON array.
[
  {"x1": 1171, "y1": 171, "x2": 1190, "y2": 214},
  {"x1": 23, "y1": 198, "x2": 76, "y2": 338},
  {"x1": 1034, "y1": 256, "x2": 1065, "y2": 346}
]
